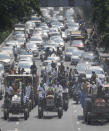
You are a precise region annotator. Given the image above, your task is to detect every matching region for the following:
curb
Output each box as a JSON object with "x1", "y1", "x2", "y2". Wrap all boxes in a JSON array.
[{"x1": 0, "y1": 30, "x2": 13, "y2": 48}]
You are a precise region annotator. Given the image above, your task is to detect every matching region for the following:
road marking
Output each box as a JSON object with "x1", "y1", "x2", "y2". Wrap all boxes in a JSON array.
[
  {"x1": 76, "y1": 121, "x2": 80, "y2": 125},
  {"x1": 78, "y1": 127, "x2": 81, "y2": 130},
  {"x1": 15, "y1": 128, "x2": 18, "y2": 131},
  {"x1": 73, "y1": 105, "x2": 76, "y2": 108},
  {"x1": 74, "y1": 110, "x2": 77, "y2": 113},
  {"x1": 16, "y1": 122, "x2": 19, "y2": 125}
]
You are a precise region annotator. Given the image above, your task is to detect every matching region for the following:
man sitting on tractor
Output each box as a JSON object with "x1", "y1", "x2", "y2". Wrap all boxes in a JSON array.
[{"x1": 46, "y1": 83, "x2": 55, "y2": 96}]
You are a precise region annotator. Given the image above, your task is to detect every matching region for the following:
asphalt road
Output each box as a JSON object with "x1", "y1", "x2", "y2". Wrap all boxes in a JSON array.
[
  {"x1": 0, "y1": 4, "x2": 109, "y2": 131},
  {"x1": 1, "y1": 99, "x2": 109, "y2": 131},
  {"x1": 0, "y1": 37, "x2": 109, "y2": 131}
]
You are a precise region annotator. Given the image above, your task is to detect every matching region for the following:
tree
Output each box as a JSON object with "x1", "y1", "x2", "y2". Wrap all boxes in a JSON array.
[
  {"x1": 91, "y1": 0, "x2": 109, "y2": 49},
  {"x1": 0, "y1": 0, "x2": 41, "y2": 30}
]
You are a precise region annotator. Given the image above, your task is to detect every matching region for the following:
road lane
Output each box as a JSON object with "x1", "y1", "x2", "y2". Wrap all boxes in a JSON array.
[
  {"x1": 1, "y1": 99, "x2": 109, "y2": 131},
  {"x1": 0, "y1": 6, "x2": 109, "y2": 131}
]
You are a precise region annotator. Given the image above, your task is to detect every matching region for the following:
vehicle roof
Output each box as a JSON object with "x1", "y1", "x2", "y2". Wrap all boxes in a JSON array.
[
  {"x1": 5, "y1": 74, "x2": 33, "y2": 77},
  {"x1": 0, "y1": 63, "x2": 4, "y2": 67},
  {"x1": 0, "y1": 51, "x2": 10, "y2": 55},
  {"x1": 18, "y1": 61, "x2": 32, "y2": 64},
  {"x1": 14, "y1": 24, "x2": 25, "y2": 28},
  {"x1": 88, "y1": 66, "x2": 103, "y2": 71}
]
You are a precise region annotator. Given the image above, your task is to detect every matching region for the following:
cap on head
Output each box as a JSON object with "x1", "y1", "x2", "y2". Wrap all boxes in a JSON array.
[{"x1": 92, "y1": 81, "x2": 95, "y2": 85}]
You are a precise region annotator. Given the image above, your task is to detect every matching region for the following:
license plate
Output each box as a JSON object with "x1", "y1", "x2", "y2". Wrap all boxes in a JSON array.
[{"x1": 46, "y1": 99, "x2": 54, "y2": 106}]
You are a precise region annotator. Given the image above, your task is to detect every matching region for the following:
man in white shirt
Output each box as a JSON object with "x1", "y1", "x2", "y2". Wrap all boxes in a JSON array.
[
  {"x1": 96, "y1": 75, "x2": 102, "y2": 87},
  {"x1": 90, "y1": 82, "x2": 97, "y2": 95},
  {"x1": 37, "y1": 83, "x2": 45, "y2": 98},
  {"x1": 26, "y1": 83, "x2": 32, "y2": 98},
  {"x1": 55, "y1": 82, "x2": 63, "y2": 97},
  {"x1": 5, "y1": 86, "x2": 13, "y2": 96}
]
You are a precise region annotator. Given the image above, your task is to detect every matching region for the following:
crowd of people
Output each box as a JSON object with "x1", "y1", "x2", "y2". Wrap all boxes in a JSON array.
[{"x1": 38, "y1": 56, "x2": 107, "y2": 109}]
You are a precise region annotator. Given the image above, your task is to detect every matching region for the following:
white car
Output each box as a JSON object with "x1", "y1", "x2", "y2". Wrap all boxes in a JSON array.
[
  {"x1": 52, "y1": 38, "x2": 65, "y2": 50},
  {"x1": 26, "y1": 43, "x2": 39, "y2": 57},
  {"x1": 0, "y1": 64, "x2": 4, "y2": 77},
  {"x1": 86, "y1": 66, "x2": 105, "y2": 80},
  {"x1": 26, "y1": 21, "x2": 36, "y2": 31},
  {"x1": 29, "y1": 36, "x2": 43, "y2": 48},
  {"x1": 61, "y1": 32, "x2": 67, "y2": 41},
  {"x1": 0, "y1": 46, "x2": 13, "y2": 53},
  {"x1": 41, "y1": 60, "x2": 61, "y2": 76},
  {"x1": 65, "y1": 47, "x2": 79, "y2": 61},
  {"x1": 17, "y1": 37, "x2": 26, "y2": 47},
  {"x1": 0, "y1": 51, "x2": 14, "y2": 70},
  {"x1": 45, "y1": 40, "x2": 59, "y2": 48},
  {"x1": 5, "y1": 40, "x2": 19, "y2": 48},
  {"x1": 47, "y1": 54, "x2": 60, "y2": 63},
  {"x1": 17, "y1": 61, "x2": 33, "y2": 74},
  {"x1": 76, "y1": 64, "x2": 87, "y2": 74},
  {"x1": 43, "y1": 44, "x2": 57, "y2": 52},
  {"x1": 31, "y1": 15, "x2": 41, "y2": 25},
  {"x1": 49, "y1": 28, "x2": 60, "y2": 37},
  {"x1": 41, "y1": 61, "x2": 52, "y2": 76},
  {"x1": 19, "y1": 55, "x2": 33, "y2": 62},
  {"x1": 19, "y1": 49, "x2": 33, "y2": 58}
]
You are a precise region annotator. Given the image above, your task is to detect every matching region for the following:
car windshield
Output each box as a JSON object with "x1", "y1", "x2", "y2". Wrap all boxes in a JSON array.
[
  {"x1": 30, "y1": 38, "x2": 40, "y2": 41},
  {"x1": 46, "y1": 41, "x2": 58, "y2": 46},
  {"x1": 55, "y1": 39, "x2": 63, "y2": 43},
  {"x1": 72, "y1": 51, "x2": 82, "y2": 56},
  {"x1": 14, "y1": 31, "x2": 24, "y2": 35},
  {"x1": 0, "y1": 65, "x2": 4, "y2": 71},
  {"x1": 48, "y1": 57, "x2": 56, "y2": 61},
  {"x1": 51, "y1": 36, "x2": 61, "y2": 40},
  {"x1": 44, "y1": 45, "x2": 56, "y2": 49},
  {"x1": 27, "y1": 44, "x2": 36, "y2": 48},
  {"x1": 66, "y1": 48, "x2": 77, "y2": 52},
  {"x1": 20, "y1": 56, "x2": 32, "y2": 60},
  {"x1": 17, "y1": 38, "x2": 25, "y2": 42},
  {"x1": 0, "y1": 54, "x2": 10, "y2": 59},
  {"x1": 42, "y1": 62, "x2": 49, "y2": 66},
  {"x1": 20, "y1": 50, "x2": 32, "y2": 55},
  {"x1": 76, "y1": 66, "x2": 86, "y2": 71},
  {"x1": 83, "y1": 53, "x2": 95, "y2": 60},
  {"x1": 69, "y1": 24, "x2": 79, "y2": 28},
  {"x1": 1, "y1": 47, "x2": 12, "y2": 51},
  {"x1": 16, "y1": 34, "x2": 25, "y2": 37},
  {"x1": 31, "y1": 17, "x2": 40, "y2": 21},
  {"x1": 18, "y1": 63, "x2": 31, "y2": 68},
  {"x1": 72, "y1": 40, "x2": 83, "y2": 45},
  {"x1": 86, "y1": 69, "x2": 103, "y2": 74}
]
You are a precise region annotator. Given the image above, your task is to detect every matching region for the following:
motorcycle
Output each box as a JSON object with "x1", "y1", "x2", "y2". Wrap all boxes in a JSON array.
[
  {"x1": 63, "y1": 88, "x2": 69, "y2": 111},
  {"x1": 73, "y1": 90, "x2": 81, "y2": 104},
  {"x1": 68, "y1": 85, "x2": 75, "y2": 98}
]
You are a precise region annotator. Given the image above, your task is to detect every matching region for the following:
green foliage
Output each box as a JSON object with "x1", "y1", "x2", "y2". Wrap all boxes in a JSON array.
[
  {"x1": 0, "y1": 0, "x2": 40, "y2": 30},
  {"x1": 0, "y1": 30, "x2": 11, "y2": 43},
  {"x1": 91, "y1": 0, "x2": 109, "y2": 49}
]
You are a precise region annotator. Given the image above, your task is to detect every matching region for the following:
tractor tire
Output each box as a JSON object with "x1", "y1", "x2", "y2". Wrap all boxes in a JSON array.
[
  {"x1": 4, "y1": 110, "x2": 9, "y2": 120},
  {"x1": 38, "y1": 106, "x2": 43, "y2": 119},
  {"x1": 58, "y1": 107, "x2": 63, "y2": 119},
  {"x1": 24, "y1": 109, "x2": 28, "y2": 120}
]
